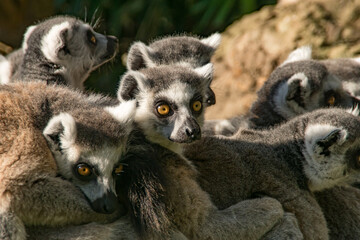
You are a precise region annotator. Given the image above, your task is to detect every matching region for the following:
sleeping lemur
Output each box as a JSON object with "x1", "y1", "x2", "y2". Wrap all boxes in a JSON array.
[
  {"x1": 0, "y1": 81, "x2": 137, "y2": 240},
  {"x1": 0, "y1": 15, "x2": 118, "y2": 90}
]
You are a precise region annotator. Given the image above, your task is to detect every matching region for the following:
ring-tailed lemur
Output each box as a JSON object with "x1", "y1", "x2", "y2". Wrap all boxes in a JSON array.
[
  {"x1": 204, "y1": 46, "x2": 360, "y2": 136},
  {"x1": 126, "y1": 33, "x2": 221, "y2": 106},
  {"x1": 0, "y1": 15, "x2": 118, "y2": 90},
  {"x1": 185, "y1": 107, "x2": 360, "y2": 240},
  {"x1": 0, "y1": 81, "x2": 136, "y2": 240},
  {"x1": 31, "y1": 63, "x2": 297, "y2": 240}
]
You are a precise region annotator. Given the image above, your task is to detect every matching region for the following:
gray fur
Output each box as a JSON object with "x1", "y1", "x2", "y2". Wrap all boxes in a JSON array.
[
  {"x1": 0, "y1": 82, "x2": 135, "y2": 240},
  {"x1": 118, "y1": 64, "x2": 214, "y2": 154},
  {"x1": 0, "y1": 15, "x2": 118, "y2": 90},
  {"x1": 126, "y1": 33, "x2": 221, "y2": 106},
  {"x1": 204, "y1": 47, "x2": 360, "y2": 136},
  {"x1": 186, "y1": 108, "x2": 360, "y2": 240}
]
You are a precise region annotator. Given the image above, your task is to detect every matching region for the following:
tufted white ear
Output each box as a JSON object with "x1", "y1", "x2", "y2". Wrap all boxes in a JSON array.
[
  {"x1": 43, "y1": 112, "x2": 77, "y2": 152},
  {"x1": 22, "y1": 25, "x2": 37, "y2": 52},
  {"x1": 41, "y1": 21, "x2": 71, "y2": 62},
  {"x1": 201, "y1": 33, "x2": 221, "y2": 49},
  {"x1": 194, "y1": 63, "x2": 213, "y2": 82},
  {"x1": 126, "y1": 42, "x2": 156, "y2": 70},
  {"x1": 281, "y1": 45, "x2": 312, "y2": 66},
  {"x1": 305, "y1": 124, "x2": 348, "y2": 158},
  {"x1": 117, "y1": 71, "x2": 148, "y2": 102},
  {"x1": 105, "y1": 100, "x2": 136, "y2": 127}
]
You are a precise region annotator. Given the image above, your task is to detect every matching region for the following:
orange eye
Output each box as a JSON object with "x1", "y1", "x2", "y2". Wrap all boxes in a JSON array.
[
  {"x1": 114, "y1": 165, "x2": 124, "y2": 175},
  {"x1": 327, "y1": 96, "x2": 336, "y2": 106},
  {"x1": 90, "y1": 35, "x2": 96, "y2": 44},
  {"x1": 357, "y1": 156, "x2": 360, "y2": 164},
  {"x1": 157, "y1": 104, "x2": 170, "y2": 116},
  {"x1": 192, "y1": 100, "x2": 202, "y2": 112},
  {"x1": 77, "y1": 164, "x2": 92, "y2": 177}
]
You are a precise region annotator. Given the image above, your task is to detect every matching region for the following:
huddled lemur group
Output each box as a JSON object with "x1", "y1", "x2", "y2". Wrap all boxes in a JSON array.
[{"x1": 1, "y1": 15, "x2": 360, "y2": 240}]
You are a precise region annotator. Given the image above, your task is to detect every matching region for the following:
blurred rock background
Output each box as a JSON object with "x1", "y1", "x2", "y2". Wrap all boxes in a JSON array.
[{"x1": 1, "y1": 0, "x2": 360, "y2": 120}]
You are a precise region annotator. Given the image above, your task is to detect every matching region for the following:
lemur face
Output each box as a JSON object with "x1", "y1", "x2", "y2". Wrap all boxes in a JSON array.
[
  {"x1": 117, "y1": 64, "x2": 213, "y2": 152},
  {"x1": 25, "y1": 16, "x2": 118, "y2": 86},
  {"x1": 43, "y1": 108, "x2": 134, "y2": 215},
  {"x1": 271, "y1": 46, "x2": 360, "y2": 119},
  {"x1": 126, "y1": 33, "x2": 221, "y2": 106},
  {"x1": 301, "y1": 108, "x2": 360, "y2": 192}
]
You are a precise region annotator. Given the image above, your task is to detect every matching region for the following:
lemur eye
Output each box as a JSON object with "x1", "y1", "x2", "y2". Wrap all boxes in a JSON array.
[
  {"x1": 157, "y1": 104, "x2": 170, "y2": 116},
  {"x1": 90, "y1": 35, "x2": 96, "y2": 45},
  {"x1": 114, "y1": 165, "x2": 124, "y2": 175},
  {"x1": 327, "y1": 96, "x2": 336, "y2": 106},
  {"x1": 76, "y1": 163, "x2": 92, "y2": 177},
  {"x1": 192, "y1": 101, "x2": 202, "y2": 112},
  {"x1": 357, "y1": 155, "x2": 360, "y2": 165}
]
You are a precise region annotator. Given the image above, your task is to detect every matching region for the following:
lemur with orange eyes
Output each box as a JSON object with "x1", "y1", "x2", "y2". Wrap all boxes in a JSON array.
[
  {"x1": 0, "y1": 16, "x2": 118, "y2": 90},
  {"x1": 0, "y1": 81, "x2": 137, "y2": 240}
]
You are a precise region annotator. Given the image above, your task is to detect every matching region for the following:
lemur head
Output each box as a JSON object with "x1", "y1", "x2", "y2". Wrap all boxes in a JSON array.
[
  {"x1": 300, "y1": 108, "x2": 360, "y2": 192},
  {"x1": 22, "y1": 15, "x2": 118, "y2": 89},
  {"x1": 116, "y1": 64, "x2": 213, "y2": 153},
  {"x1": 43, "y1": 104, "x2": 135, "y2": 215},
  {"x1": 126, "y1": 33, "x2": 221, "y2": 106},
  {"x1": 259, "y1": 46, "x2": 360, "y2": 121}
]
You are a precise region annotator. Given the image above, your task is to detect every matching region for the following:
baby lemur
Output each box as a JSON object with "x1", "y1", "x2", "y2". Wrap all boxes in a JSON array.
[
  {"x1": 185, "y1": 107, "x2": 360, "y2": 240},
  {"x1": 0, "y1": 81, "x2": 136, "y2": 240},
  {"x1": 0, "y1": 15, "x2": 118, "y2": 90}
]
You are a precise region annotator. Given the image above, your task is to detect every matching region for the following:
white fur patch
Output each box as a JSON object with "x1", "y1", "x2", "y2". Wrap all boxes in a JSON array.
[
  {"x1": 43, "y1": 112, "x2": 78, "y2": 157},
  {"x1": 194, "y1": 63, "x2": 213, "y2": 80},
  {"x1": 201, "y1": 32, "x2": 221, "y2": 49},
  {"x1": 347, "y1": 105, "x2": 360, "y2": 116},
  {"x1": 282, "y1": 45, "x2": 312, "y2": 66},
  {"x1": 273, "y1": 72, "x2": 309, "y2": 119},
  {"x1": 22, "y1": 25, "x2": 37, "y2": 52},
  {"x1": 214, "y1": 119, "x2": 236, "y2": 135},
  {"x1": 105, "y1": 100, "x2": 136, "y2": 127},
  {"x1": 0, "y1": 56, "x2": 11, "y2": 84},
  {"x1": 343, "y1": 80, "x2": 360, "y2": 99},
  {"x1": 352, "y1": 57, "x2": 360, "y2": 64},
  {"x1": 128, "y1": 42, "x2": 156, "y2": 69},
  {"x1": 303, "y1": 124, "x2": 348, "y2": 191},
  {"x1": 41, "y1": 21, "x2": 71, "y2": 62}
]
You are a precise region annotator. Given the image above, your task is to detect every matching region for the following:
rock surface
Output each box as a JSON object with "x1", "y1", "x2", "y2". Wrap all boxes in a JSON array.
[{"x1": 206, "y1": 0, "x2": 360, "y2": 120}]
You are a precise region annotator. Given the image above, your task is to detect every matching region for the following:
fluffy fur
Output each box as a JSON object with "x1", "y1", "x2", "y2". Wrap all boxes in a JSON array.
[
  {"x1": 204, "y1": 46, "x2": 360, "y2": 136},
  {"x1": 0, "y1": 15, "x2": 118, "y2": 90},
  {"x1": 186, "y1": 108, "x2": 360, "y2": 240},
  {"x1": 126, "y1": 33, "x2": 221, "y2": 106},
  {"x1": 0, "y1": 81, "x2": 135, "y2": 240}
]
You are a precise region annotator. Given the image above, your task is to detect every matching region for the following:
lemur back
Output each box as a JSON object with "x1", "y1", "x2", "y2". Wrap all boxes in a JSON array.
[
  {"x1": 186, "y1": 108, "x2": 360, "y2": 240},
  {"x1": 0, "y1": 15, "x2": 118, "y2": 90}
]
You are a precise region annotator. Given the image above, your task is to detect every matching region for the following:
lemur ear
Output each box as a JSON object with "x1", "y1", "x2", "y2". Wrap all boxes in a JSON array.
[
  {"x1": 201, "y1": 32, "x2": 221, "y2": 49},
  {"x1": 117, "y1": 71, "x2": 148, "y2": 101},
  {"x1": 194, "y1": 63, "x2": 213, "y2": 83},
  {"x1": 127, "y1": 42, "x2": 155, "y2": 70},
  {"x1": 282, "y1": 46, "x2": 312, "y2": 66},
  {"x1": 41, "y1": 21, "x2": 71, "y2": 61},
  {"x1": 286, "y1": 72, "x2": 310, "y2": 103},
  {"x1": 305, "y1": 124, "x2": 348, "y2": 158},
  {"x1": 43, "y1": 113, "x2": 77, "y2": 152},
  {"x1": 22, "y1": 25, "x2": 37, "y2": 52},
  {"x1": 194, "y1": 63, "x2": 216, "y2": 106}
]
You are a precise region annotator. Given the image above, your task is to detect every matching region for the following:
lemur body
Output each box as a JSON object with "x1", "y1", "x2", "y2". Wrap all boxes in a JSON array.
[
  {"x1": 0, "y1": 16, "x2": 118, "y2": 90},
  {"x1": 204, "y1": 46, "x2": 360, "y2": 136},
  {"x1": 0, "y1": 81, "x2": 135, "y2": 240},
  {"x1": 185, "y1": 108, "x2": 360, "y2": 240},
  {"x1": 28, "y1": 63, "x2": 297, "y2": 240}
]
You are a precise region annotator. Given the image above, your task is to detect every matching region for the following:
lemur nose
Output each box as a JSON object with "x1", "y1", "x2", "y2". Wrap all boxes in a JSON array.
[
  {"x1": 91, "y1": 191, "x2": 119, "y2": 214},
  {"x1": 186, "y1": 127, "x2": 201, "y2": 140}
]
